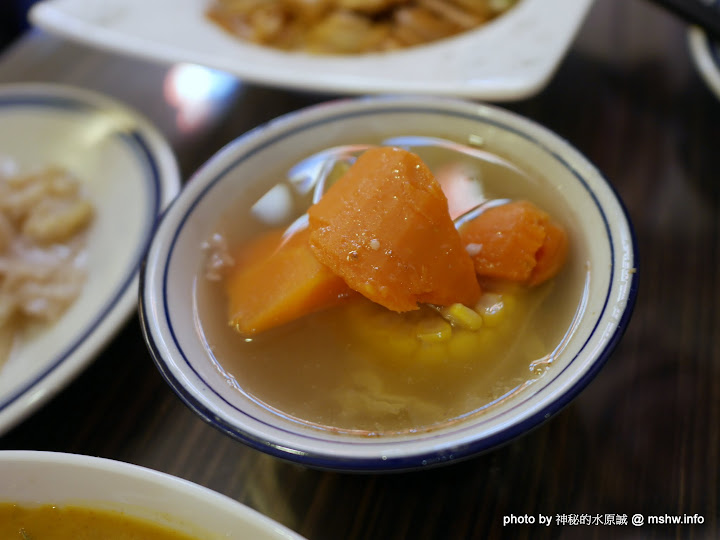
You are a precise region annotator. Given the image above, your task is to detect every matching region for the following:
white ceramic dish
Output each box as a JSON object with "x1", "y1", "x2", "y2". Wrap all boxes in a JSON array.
[
  {"x1": 0, "y1": 450, "x2": 305, "y2": 539},
  {"x1": 0, "y1": 84, "x2": 180, "y2": 436},
  {"x1": 29, "y1": 0, "x2": 594, "y2": 101},
  {"x1": 689, "y1": 19, "x2": 720, "y2": 99},
  {"x1": 140, "y1": 96, "x2": 637, "y2": 472}
]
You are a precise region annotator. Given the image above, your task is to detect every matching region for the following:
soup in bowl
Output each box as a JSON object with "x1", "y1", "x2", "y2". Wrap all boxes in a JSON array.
[
  {"x1": 140, "y1": 96, "x2": 637, "y2": 471},
  {"x1": 0, "y1": 450, "x2": 304, "y2": 539}
]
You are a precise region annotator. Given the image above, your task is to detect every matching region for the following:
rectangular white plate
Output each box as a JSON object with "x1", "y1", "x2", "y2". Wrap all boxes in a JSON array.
[{"x1": 30, "y1": 0, "x2": 594, "y2": 101}]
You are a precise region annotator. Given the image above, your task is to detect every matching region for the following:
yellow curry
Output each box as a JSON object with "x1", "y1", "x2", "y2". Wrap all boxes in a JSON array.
[{"x1": 0, "y1": 503, "x2": 200, "y2": 540}]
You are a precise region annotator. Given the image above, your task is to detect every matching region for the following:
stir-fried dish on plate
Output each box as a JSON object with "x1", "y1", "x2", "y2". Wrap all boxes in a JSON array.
[{"x1": 207, "y1": 0, "x2": 520, "y2": 54}]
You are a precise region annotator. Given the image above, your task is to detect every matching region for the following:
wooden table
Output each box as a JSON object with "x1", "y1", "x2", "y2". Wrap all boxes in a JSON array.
[{"x1": 1, "y1": 1, "x2": 718, "y2": 538}]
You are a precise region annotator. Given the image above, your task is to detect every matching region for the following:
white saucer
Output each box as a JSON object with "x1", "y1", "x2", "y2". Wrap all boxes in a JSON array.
[{"x1": 0, "y1": 83, "x2": 180, "y2": 435}]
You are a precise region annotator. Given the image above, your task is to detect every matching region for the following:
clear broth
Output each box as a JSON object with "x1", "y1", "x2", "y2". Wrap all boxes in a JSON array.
[{"x1": 195, "y1": 143, "x2": 587, "y2": 435}]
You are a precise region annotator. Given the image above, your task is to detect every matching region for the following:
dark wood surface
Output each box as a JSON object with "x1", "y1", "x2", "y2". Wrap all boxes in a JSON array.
[{"x1": 1, "y1": 1, "x2": 719, "y2": 538}]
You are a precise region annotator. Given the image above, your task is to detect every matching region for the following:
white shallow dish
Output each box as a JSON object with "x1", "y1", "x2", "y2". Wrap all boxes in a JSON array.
[
  {"x1": 140, "y1": 95, "x2": 638, "y2": 472},
  {"x1": 30, "y1": 0, "x2": 594, "y2": 101},
  {"x1": 689, "y1": 19, "x2": 720, "y2": 100},
  {"x1": 0, "y1": 450, "x2": 305, "y2": 539},
  {"x1": 0, "y1": 84, "x2": 180, "y2": 435}
]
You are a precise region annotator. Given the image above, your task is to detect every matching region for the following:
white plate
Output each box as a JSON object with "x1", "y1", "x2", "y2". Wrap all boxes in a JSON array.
[
  {"x1": 0, "y1": 84, "x2": 180, "y2": 436},
  {"x1": 29, "y1": 0, "x2": 594, "y2": 101},
  {"x1": 689, "y1": 23, "x2": 720, "y2": 100},
  {"x1": 0, "y1": 450, "x2": 305, "y2": 539}
]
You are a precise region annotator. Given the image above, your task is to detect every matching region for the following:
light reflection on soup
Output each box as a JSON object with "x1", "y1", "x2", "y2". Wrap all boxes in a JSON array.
[
  {"x1": 0, "y1": 503, "x2": 199, "y2": 539},
  {"x1": 196, "y1": 143, "x2": 586, "y2": 435}
]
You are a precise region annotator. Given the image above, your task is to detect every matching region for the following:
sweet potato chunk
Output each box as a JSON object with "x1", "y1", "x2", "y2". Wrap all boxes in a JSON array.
[
  {"x1": 307, "y1": 146, "x2": 481, "y2": 312},
  {"x1": 226, "y1": 227, "x2": 353, "y2": 335},
  {"x1": 528, "y1": 218, "x2": 569, "y2": 286},
  {"x1": 459, "y1": 200, "x2": 568, "y2": 285}
]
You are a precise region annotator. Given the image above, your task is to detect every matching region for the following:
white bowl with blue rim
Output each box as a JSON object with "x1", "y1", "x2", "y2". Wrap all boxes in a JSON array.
[
  {"x1": 0, "y1": 450, "x2": 305, "y2": 539},
  {"x1": 140, "y1": 96, "x2": 637, "y2": 472},
  {"x1": 0, "y1": 83, "x2": 180, "y2": 435}
]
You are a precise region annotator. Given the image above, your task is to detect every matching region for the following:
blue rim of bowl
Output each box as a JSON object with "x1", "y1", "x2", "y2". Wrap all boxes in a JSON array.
[
  {"x1": 709, "y1": 34, "x2": 720, "y2": 69},
  {"x1": 0, "y1": 87, "x2": 164, "y2": 426},
  {"x1": 140, "y1": 98, "x2": 639, "y2": 472},
  {"x1": 705, "y1": 0, "x2": 720, "y2": 65},
  {"x1": 711, "y1": 37, "x2": 720, "y2": 66}
]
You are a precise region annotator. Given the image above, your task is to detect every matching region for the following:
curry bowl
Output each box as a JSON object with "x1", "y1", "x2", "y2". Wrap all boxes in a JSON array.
[
  {"x1": 140, "y1": 96, "x2": 638, "y2": 472},
  {"x1": 0, "y1": 450, "x2": 304, "y2": 538}
]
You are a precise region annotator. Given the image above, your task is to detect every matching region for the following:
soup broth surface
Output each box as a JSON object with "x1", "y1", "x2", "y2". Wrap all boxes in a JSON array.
[{"x1": 196, "y1": 141, "x2": 586, "y2": 435}]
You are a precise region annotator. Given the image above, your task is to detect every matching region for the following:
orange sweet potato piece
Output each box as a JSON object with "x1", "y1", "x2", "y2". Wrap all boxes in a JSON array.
[
  {"x1": 528, "y1": 219, "x2": 569, "y2": 286},
  {"x1": 458, "y1": 200, "x2": 568, "y2": 285},
  {"x1": 225, "y1": 227, "x2": 353, "y2": 335},
  {"x1": 307, "y1": 146, "x2": 481, "y2": 312}
]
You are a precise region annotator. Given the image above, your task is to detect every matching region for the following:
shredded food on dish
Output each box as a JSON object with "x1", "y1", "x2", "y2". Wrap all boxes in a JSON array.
[
  {"x1": 0, "y1": 164, "x2": 94, "y2": 364},
  {"x1": 206, "y1": 0, "x2": 520, "y2": 54}
]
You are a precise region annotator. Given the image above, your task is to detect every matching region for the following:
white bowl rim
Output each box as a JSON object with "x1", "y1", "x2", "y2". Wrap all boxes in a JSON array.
[
  {"x1": 140, "y1": 95, "x2": 639, "y2": 472},
  {"x1": 0, "y1": 82, "x2": 180, "y2": 435}
]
